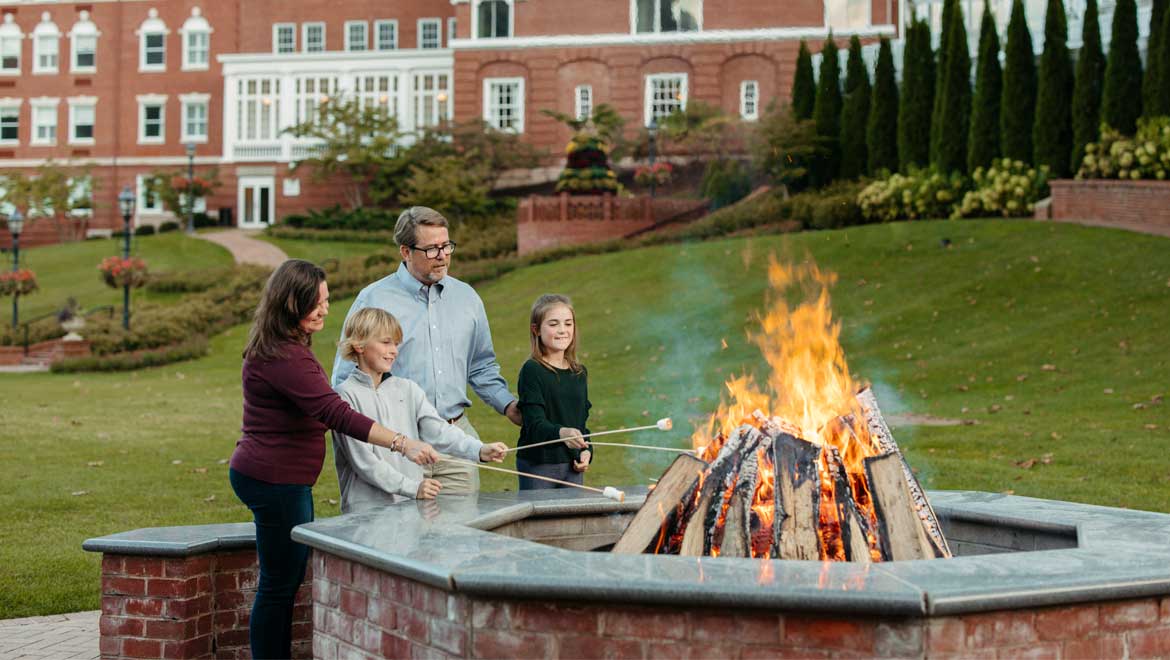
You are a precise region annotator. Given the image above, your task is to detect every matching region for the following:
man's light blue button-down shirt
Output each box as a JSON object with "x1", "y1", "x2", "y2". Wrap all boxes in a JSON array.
[{"x1": 330, "y1": 263, "x2": 516, "y2": 421}]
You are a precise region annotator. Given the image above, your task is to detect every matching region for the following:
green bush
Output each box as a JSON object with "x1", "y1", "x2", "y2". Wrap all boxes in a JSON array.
[
  {"x1": 858, "y1": 167, "x2": 969, "y2": 221},
  {"x1": 955, "y1": 159, "x2": 1050, "y2": 217},
  {"x1": 51, "y1": 336, "x2": 210, "y2": 373},
  {"x1": 1077, "y1": 117, "x2": 1170, "y2": 179},
  {"x1": 134, "y1": 225, "x2": 156, "y2": 236},
  {"x1": 785, "y1": 180, "x2": 867, "y2": 229},
  {"x1": 700, "y1": 159, "x2": 753, "y2": 209},
  {"x1": 146, "y1": 265, "x2": 263, "y2": 294},
  {"x1": 158, "y1": 221, "x2": 180, "y2": 233},
  {"x1": 282, "y1": 206, "x2": 400, "y2": 232}
]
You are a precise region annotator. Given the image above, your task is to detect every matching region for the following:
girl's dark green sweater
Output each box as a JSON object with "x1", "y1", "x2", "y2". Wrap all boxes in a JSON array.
[{"x1": 516, "y1": 358, "x2": 593, "y2": 465}]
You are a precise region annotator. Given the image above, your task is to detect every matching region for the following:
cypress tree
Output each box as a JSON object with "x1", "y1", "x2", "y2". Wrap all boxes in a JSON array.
[
  {"x1": 868, "y1": 37, "x2": 899, "y2": 174},
  {"x1": 1001, "y1": 0, "x2": 1036, "y2": 162},
  {"x1": 936, "y1": 6, "x2": 972, "y2": 173},
  {"x1": 1033, "y1": 0, "x2": 1074, "y2": 176},
  {"x1": 1072, "y1": 0, "x2": 1105, "y2": 171},
  {"x1": 840, "y1": 35, "x2": 871, "y2": 178},
  {"x1": 931, "y1": 0, "x2": 960, "y2": 164},
  {"x1": 1144, "y1": 0, "x2": 1168, "y2": 114},
  {"x1": 813, "y1": 35, "x2": 843, "y2": 182},
  {"x1": 898, "y1": 16, "x2": 935, "y2": 170},
  {"x1": 1103, "y1": 0, "x2": 1143, "y2": 134},
  {"x1": 969, "y1": 3, "x2": 1003, "y2": 171},
  {"x1": 792, "y1": 40, "x2": 816, "y2": 120},
  {"x1": 1154, "y1": 7, "x2": 1170, "y2": 115}
]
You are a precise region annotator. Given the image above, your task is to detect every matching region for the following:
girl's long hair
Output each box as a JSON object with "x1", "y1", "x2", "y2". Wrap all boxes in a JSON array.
[
  {"x1": 243, "y1": 259, "x2": 326, "y2": 362},
  {"x1": 529, "y1": 293, "x2": 583, "y2": 373}
]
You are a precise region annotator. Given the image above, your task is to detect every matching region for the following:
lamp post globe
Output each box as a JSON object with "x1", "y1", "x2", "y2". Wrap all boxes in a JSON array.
[
  {"x1": 117, "y1": 185, "x2": 135, "y2": 330},
  {"x1": 7, "y1": 208, "x2": 23, "y2": 329},
  {"x1": 185, "y1": 143, "x2": 196, "y2": 234}
]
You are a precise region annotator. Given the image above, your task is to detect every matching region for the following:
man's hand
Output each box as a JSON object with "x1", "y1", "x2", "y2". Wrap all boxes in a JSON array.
[
  {"x1": 415, "y1": 478, "x2": 442, "y2": 500},
  {"x1": 572, "y1": 450, "x2": 591, "y2": 473},
  {"x1": 402, "y1": 438, "x2": 440, "y2": 465},
  {"x1": 504, "y1": 400, "x2": 523, "y2": 426},
  {"x1": 479, "y1": 442, "x2": 508, "y2": 463},
  {"x1": 559, "y1": 427, "x2": 588, "y2": 449}
]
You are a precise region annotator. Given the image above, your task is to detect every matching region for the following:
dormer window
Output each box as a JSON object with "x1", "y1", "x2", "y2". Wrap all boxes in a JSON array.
[
  {"x1": 180, "y1": 7, "x2": 211, "y2": 71},
  {"x1": 633, "y1": 0, "x2": 701, "y2": 33},
  {"x1": 138, "y1": 8, "x2": 169, "y2": 72},
  {"x1": 475, "y1": 1, "x2": 512, "y2": 39},
  {"x1": 32, "y1": 13, "x2": 61, "y2": 74},
  {"x1": 0, "y1": 14, "x2": 23, "y2": 74},
  {"x1": 69, "y1": 11, "x2": 99, "y2": 73}
]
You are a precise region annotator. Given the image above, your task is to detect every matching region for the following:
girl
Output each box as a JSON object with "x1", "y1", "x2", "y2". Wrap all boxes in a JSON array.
[
  {"x1": 332, "y1": 307, "x2": 508, "y2": 512},
  {"x1": 515, "y1": 294, "x2": 594, "y2": 489},
  {"x1": 229, "y1": 259, "x2": 438, "y2": 659}
]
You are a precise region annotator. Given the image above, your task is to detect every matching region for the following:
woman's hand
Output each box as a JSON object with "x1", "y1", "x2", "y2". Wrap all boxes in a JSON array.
[
  {"x1": 415, "y1": 478, "x2": 442, "y2": 500},
  {"x1": 572, "y1": 450, "x2": 592, "y2": 473},
  {"x1": 559, "y1": 427, "x2": 588, "y2": 449},
  {"x1": 402, "y1": 438, "x2": 440, "y2": 465},
  {"x1": 479, "y1": 442, "x2": 508, "y2": 463}
]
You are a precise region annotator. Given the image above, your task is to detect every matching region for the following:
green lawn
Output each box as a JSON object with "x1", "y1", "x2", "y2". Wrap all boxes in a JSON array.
[
  {"x1": 1, "y1": 219, "x2": 1168, "y2": 618},
  {"x1": 258, "y1": 235, "x2": 388, "y2": 265}
]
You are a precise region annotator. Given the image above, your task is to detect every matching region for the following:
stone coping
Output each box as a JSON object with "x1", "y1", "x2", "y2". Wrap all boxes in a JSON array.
[{"x1": 84, "y1": 491, "x2": 1170, "y2": 616}]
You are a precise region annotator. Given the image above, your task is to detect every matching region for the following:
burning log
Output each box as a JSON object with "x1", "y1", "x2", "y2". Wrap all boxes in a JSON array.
[
  {"x1": 772, "y1": 431, "x2": 822, "y2": 560},
  {"x1": 865, "y1": 453, "x2": 936, "y2": 560},
  {"x1": 612, "y1": 453, "x2": 708, "y2": 555}
]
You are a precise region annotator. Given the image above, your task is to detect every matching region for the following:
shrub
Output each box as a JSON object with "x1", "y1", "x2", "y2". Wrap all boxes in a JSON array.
[
  {"x1": 787, "y1": 180, "x2": 868, "y2": 229},
  {"x1": 147, "y1": 265, "x2": 260, "y2": 294},
  {"x1": 280, "y1": 205, "x2": 400, "y2": 232},
  {"x1": 955, "y1": 159, "x2": 1050, "y2": 217},
  {"x1": 401, "y1": 156, "x2": 496, "y2": 223},
  {"x1": 158, "y1": 221, "x2": 180, "y2": 233},
  {"x1": 52, "y1": 336, "x2": 210, "y2": 373},
  {"x1": 700, "y1": 159, "x2": 753, "y2": 209},
  {"x1": 134, "y1": 224, "x2": 156, "y2": 236},
  {"x1": 858, "y1": 167, "x2": 969, "y2": 221},
  {"x1": 1077, "y1": 117, "x2": 1170, "y2": 179},
  {"x1": 752, "y1": 105, "x2": 832, "y2": 193}
]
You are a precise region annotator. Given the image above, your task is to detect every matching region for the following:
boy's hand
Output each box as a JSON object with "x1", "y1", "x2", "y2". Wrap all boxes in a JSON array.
[
  {"x1": 479, "y1": 442, "x2": 508, "y2": 463},
  {"x1": 559, "y1": 427, "x2": 588, "y2": 449},
  {"x1": 403, "y1": 438, "x2": 440, "y2": 465},
  {"x1": 572, "y1": 450, "x2": 591, "y2": 473},
  {"x1": 415, "y1": 478, "x2": 442, "y2": 500}
]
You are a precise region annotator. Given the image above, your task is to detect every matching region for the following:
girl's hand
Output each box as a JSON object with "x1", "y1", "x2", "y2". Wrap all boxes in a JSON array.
[
  {"x1": 415, "y1": 478, "x2": 442, "y2": 500},
  {"x1": 572, "y1": 450, "x2": 591, "y2": 473},
  {"x1": 479, "y1": 442, "x2": 508, "y2": 463},
  {"x1": 403, "y1": 438, "x2": 440, "y2": 465},
  {"x1": 559, "y1": 427, "x2": 588, "y2": 449}
]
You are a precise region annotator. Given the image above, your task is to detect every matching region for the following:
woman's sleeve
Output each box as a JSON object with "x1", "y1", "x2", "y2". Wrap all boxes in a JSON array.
[
  {"x1": 268, "y1": 351, "x2": 374, "y2": 441},
  {"x1": 411, "y1": 382, "x2": 483, "y2": 461},
  {"x1": 518, "y1": 363, "x2": 563, "y2": 444},
  {"x1": 332, "y1": 389, "x2": 420, "y2": 498}
]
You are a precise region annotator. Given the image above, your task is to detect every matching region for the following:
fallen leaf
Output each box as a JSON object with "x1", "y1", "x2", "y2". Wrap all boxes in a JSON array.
[
  {"x1": 203, "y1": 494, "x2": 216, "y2": 503},
  {"x1": 217, "y1": 458, "x2": 228, "y2": 464},
  {"x1": 71, "y1": 490, "x2": 88, "y2": 496},
  {"x1": 1134, "y1": 403, "x2": 1147, "y2": 410},
  {"x1": 328, "y1": 499, "x2": 338, "y2": 505},
  {"x1": 1041, "y1": 364, "x2": 1057, "y2": 371},
  {"x1": 1041, "y1": 453, "x2": 1053, "y2": 464},
  {"x1": 1016, "y1": 459, "x2": 1036, "y2": 469},
  {"x1": 175, "y1": 372, "x2": 186, "y2": 380},
  {"x1": 1051, "y1": 432, "x2": 1063, "y2": 440},
  {"x1": 1002, "y1": 489, "x2": 1016, "y2": 495},
  {"x1": 172, "y1": 459, "x2": 183, "y2": 465},
  {"x1": 1029, "y1": 255, "x2": 1040, "y2": 263},
  {"x1": 957, "y1": 385, "x2": 969, "y2": 392},
  {"x1": 1016, "y1": 374, "x2": 1028, "y2": 382},
  {"x1": 989, "y1": 404, "x2": 1002, "y2": 413},
  {"x1": 1145, "y1": 424, "x2": 1159, "y2": 430},
  {"x1": 1103, "y1": 388, "x2": 1114, "y2": 395},
  {"x1": 192, "y1": 467, "x2": 208, "y2": 474},
  {"x1": 87, "y1": 461, "x2": 103, "y2": 468},
  {"x1": 641, "y1": 410, "x2": 650, "y2": 417}
]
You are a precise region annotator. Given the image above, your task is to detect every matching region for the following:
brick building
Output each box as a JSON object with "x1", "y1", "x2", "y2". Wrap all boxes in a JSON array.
[{"x1": 1, "y1": 0, "x2": 898, "y2": 248}]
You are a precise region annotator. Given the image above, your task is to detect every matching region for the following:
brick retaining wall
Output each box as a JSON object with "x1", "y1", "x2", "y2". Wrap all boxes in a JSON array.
[
  {"x1": 516, "y1": 194, "x2": 707, "y2": 255},
  {"x1": 1047, "y1": 179, "x2": 1170, "y2": 236},
  {"x1": 0, "y1": 338, "x2": 90, "y2": 366}
]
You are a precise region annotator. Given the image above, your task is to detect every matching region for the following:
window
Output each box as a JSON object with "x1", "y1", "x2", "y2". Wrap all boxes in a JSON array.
[
  {"x1": 644, "y1": 73, "x2": 687, "y2": 125},
  {"x1": 138, "y1": 9, "x2": 169, "y2": 72},
  {"x1": 70, "y1": 11, "x2": 99, "y2": 73},
  {"x1": 180, "y1": 93, "x2": 209, "y2": 142},
  {"x1": 740, "y1": 80, "x2": 759, "y2": 121},
  {"x1": 236, "y1": 78, "x2": 281, "y2": 141},
  {"x1": 33, "y1": 14, "x2": 61, "y2": 74},
  {"x1": 136, "y1": 174, "x2": 162, "y2": 213},
  {"x1": 0, "y1": 14, "x2": 22, "y2": 73},
  {"x1": 345, "y1": 21, "x2": 368, "y2": 51},
  {"x1": 355, "y1": 74, "x2": 398, "y2": 115},
  {"x1": 476, "y1": 1, "x2": 511, "y2": 38},
  {"x1": 303, "y1": 22, "x2": 325, "y2": 52},
  {"x1": 295, "y1": 75, "x2": 338, "y2": 125},
  {"x1": 575, "y1": 84, "x2": 592, "y2": 121},
  {"x1": 68, "y1": 97, "x2": 96, "y2": 144},
  {"x1": 31, "y1": 99, "x2": 57, "y2": 145},
  {"x1": 634, "y1": 0, "x2": 701, "y2": 33},
  {"x1": 0, "y1": 103, "x2": 19, "y2": 144},
  {"x1": 826, "y1": 0, "x2": 869, "y2": 29},
  {"x1": 484, "y1": 78, "x2": 523, "y2": 132},
  {"x1": 68, "y1": 176, "x2": 93, "y2": 217},
  {"x1": 413, "y1": 72, "x2": 450, "y2": 128},
  {"x1": 181, "y1": 8, "x2": 212, "y2": 71},
  {"x1": 448, "y1": 17, "x2": 457, "y2": 44},
  {"x1": 374, "y1": 20, "x2": 397, "y2": 50},
  {"x1": 418, "y1": 19, "x2": 441, "y2": 49},
  {"x1": 273, "y1": 23, "x2": 295, "y2": 53},
  {"x1": 138, "y1": 95, "x2": 166, "y2": 144}
]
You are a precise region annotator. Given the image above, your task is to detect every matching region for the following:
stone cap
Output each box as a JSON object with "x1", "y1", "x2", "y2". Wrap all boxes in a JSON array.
[{"x1": 82, "y1": 522, "x2": 255, "y2": 557}]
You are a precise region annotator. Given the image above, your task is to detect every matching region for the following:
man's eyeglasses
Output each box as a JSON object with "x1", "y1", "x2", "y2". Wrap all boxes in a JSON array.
[{"x1": 407, "y1": 242, "x2": 457, "y2": 259}]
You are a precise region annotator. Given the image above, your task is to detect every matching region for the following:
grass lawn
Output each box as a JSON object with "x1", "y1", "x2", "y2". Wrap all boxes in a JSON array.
[
  {"x1": 258, "y1": 235, "x2": 388, "y2": 265},
  {"x1": 1, "y1": 219, "x2": 1168, "y2": 618}
]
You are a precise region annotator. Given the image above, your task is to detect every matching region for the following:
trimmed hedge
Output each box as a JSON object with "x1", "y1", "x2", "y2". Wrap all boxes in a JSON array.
[{"x1": 51, "y1": 336, "x2": 210, "y2": 373}]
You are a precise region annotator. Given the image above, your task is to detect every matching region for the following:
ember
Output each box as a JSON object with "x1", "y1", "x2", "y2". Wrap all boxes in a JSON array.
[{"x1": 614, "y1": 257, "x2": 951, "y2": 561}]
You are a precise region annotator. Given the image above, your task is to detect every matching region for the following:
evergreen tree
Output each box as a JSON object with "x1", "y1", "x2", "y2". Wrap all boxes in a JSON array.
[
  {"x1": 813, "y1": 35, "x2": 843, "y2": 182},
  {"x1": 1103, "y1": 0, "x2": 1143, "y2": 134},
  {"x1": 1154, "y1": 7, "x2": 1170, "y2": 115},
  {"x1": 898, "y1": 16, "x2": 935, "y2": 170},
  {"x1": 792, "y1": 40, "x2": 816, "y2": 120},
  {"x1": 1033, "y1": 0, "x2": 1074, "y2": 176},
  {"x1": 969, "y1": 3, "x2": 1003, "y2": 171},
  {"x1": 868, "y1": 37, "x2": 899, "y2": 174},
  {"x1": 935, "y1": 5, "x2": 972, "y2": 173},
  {"x1": 931, "y1": 0, "x2": 961, "y2": 164},
  {"x1": 1001, "y1": 0, "x2": 1037, "y2": 162},
  {"x1": 1072, "y1": 0, "x2": 1105, "y2": 171},
  {"x1": 840, "y1": 35, "x2": 871, "y2": 178},
  {"x1": 1144, "y1": 0, "x2": 1168, "y2": 114}
]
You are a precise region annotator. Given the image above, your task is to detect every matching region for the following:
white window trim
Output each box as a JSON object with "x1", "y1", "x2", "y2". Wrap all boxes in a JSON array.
[
  {"x1": 179, "y1": 92, "x2": 210, "y2": 144},
  {"x1": 575, "y1": 84, "x2": 592, "y2": 121},
  {"x1": 739, "y1": 79, "x2": 759, "y2": 121},
  {"x1": 643, "y1": 72, "x2": 688, "y2": 126},
  {"x1": 374, "y1": 19, "x2": 398, "y2": 50},
  {"x1": 67, "y1": 96, "x2": 96, "y2": 146},
  {"x1": 344, "y1": 20, "x2": 368, "y2": 51},
  {"x1": 471, "y1": 0, "x2": 514, "y2": 40},
  {"x1": 31, "y1": 14, "x2": 61, "y2": 75},
  {"x1": 179, "y1": 9, "x2": 212, "y2": 72},
  {"x1": 482, "y1": 76, "x2": 525, "y2": 133},
  {"x1": 137, "y1": 9, "x2": 170, "y2": 73},
  {"x1": 0, "y1": 14, "x2": 23, "y2": 76},
  {"x1": 302, "y1": 22, "x2": 325, "y2": 52},
  {"x1": 629, "y1": 0, "x2": 703, "y2": 35},
  {"x1": 136, "y1": 173, "x2": 163, "y2": 215},
  {"x1": 418, "y1": 18, "x2": 441, "y2": 49},
  {"x1": 29, "y1": 97, "x2": 58, "y2": 146},
  {"x1": 273, "y1": 22, "x2": 296, "y2": 53},
  {"x1": 0, "y1": 97, "x2": 22, "y2": 146},
  {"x1": 448, "y1": 17, "x2": 457, "y2": 45},
  {"x1": 68, "y1": 11, "x2": 100, "y2": 75},
  {"x1": 137, "y1": 93, "x2": 167, "y2": 145}
]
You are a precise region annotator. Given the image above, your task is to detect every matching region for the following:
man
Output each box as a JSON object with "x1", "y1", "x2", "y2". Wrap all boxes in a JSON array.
[{"x1": 331, "y1": 206, "x2": 522, "y2": 495}]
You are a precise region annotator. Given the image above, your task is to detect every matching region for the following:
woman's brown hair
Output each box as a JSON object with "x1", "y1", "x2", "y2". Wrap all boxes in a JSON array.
[
  {"x1": 243, "y1": 259, "x2": 326, "y2": 362},
  {"x1": 529, "y1": 293, "x2": 583, "y2": 373}
]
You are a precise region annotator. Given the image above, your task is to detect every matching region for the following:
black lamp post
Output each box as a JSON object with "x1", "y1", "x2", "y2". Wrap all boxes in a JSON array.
[
  {"x1": 118, "y1": 185, "x2": 135, "y2": 330},
  {"x1": 185, "y1": 142, "x2": 196, "y2": 234},
  {"x1": 7, "y1": 208, "x2": 23, "y2": 329},
  {"x1": 647, "y1": 117, "x2": 659, "y2": 198}
]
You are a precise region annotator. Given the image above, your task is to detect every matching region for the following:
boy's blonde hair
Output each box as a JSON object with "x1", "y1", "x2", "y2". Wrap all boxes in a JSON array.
[
  {"x1": 339, "y1": 307, "x2": 404, "y2": 363},
  {"x1": 530, "y1": 293, "x2": 583, "y2": 373}
]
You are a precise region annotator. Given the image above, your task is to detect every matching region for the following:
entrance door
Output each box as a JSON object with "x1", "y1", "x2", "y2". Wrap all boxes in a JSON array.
[{"x1": 237, "y1": 176, "x2": 274, "y2": 228}]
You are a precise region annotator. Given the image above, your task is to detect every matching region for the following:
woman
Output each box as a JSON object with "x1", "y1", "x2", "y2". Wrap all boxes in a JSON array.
[{"x1": 229, "y1": 259, "x2": 438, "y2": 659}]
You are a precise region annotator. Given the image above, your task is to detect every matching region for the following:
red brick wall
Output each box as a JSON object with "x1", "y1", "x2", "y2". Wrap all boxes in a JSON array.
[
  {"x1": 1048, "y1": 179, "x2": 1170, "y2": 236},
  {"x1": 0, "y1": 338, "x2": 90, "y2": 366},
  {"x1": 236, "y1": 0, "x2": 454, "y2": 53},
  {"x1": 313, "y1": 550, "x2": 1170, "y2": 659},
  {"x1": 98, "y1": 550, "x2": 312, "y2": 660}
]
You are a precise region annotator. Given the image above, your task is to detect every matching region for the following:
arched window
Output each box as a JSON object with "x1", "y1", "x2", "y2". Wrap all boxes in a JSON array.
[
  {"x1": 0, "y1": 14, "x2": 23, "y2": 74},
  {"x1": 69, "y1": 10, "x2": 100, "y2": 73},
  {"x1": 633, "y1": 0, "x2": 701, "y2": 34},
  {"x1": 180, "y1": 7, "x2": 211, "y2": 71},
  {"x1": 32, "y1": 13, "x2": 61, "y2": 74},
  {"x1": 136, "y1": 8, "x2": 169, "y2": 72},
  {"x1": 476, "y1": 0, "x2": 511, "y2": 39}
]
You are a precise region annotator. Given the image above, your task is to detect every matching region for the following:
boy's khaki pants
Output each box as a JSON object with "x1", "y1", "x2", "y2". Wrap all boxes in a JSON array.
[{"x1": 423, "y1": 415, "x2": 480, "y2": 495}]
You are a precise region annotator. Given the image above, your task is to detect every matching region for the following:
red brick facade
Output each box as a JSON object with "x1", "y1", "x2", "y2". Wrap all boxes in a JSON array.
[{"x1": 1047, "y1": 179, "x2": 1170, "y2": 237}]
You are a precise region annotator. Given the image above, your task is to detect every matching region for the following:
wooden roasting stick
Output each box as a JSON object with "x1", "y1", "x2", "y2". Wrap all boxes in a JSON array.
[
  {"x1": 447, "y1": 458, "x2": 625, "y2": 502},
  {"x1": 503, "y1": 418, "x2": 677, "y2": 454}
]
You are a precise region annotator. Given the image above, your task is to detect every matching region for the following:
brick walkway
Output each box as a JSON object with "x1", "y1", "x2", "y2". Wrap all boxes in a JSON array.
[
  {"x1": 0, "y1": 611, "x2": 99, "y2": 659},
  {"x1": 196, "y1": 228, "x2": 288, "y2": 268}
]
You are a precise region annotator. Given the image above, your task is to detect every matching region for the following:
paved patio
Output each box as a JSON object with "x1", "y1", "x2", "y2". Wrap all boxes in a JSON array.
[{"x1": 0, "y1": 611, "x2": 99, "y2": 659}]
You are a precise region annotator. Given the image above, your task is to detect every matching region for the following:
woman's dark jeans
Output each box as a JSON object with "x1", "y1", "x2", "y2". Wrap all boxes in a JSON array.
[
  {"x1": 229, "y1": 468, "x2": 314, "y2": 659},
  {"x1": 515, "y1": 457, "x2": 583, "y2": 490}
]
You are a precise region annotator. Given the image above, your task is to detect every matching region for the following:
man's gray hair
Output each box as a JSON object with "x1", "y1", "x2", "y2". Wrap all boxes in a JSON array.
[{"x1": 394, "y1": 206, "x2": 449, "y2": 247}]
